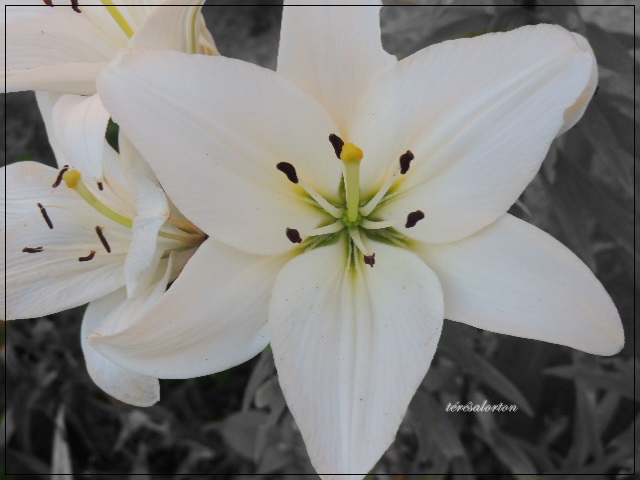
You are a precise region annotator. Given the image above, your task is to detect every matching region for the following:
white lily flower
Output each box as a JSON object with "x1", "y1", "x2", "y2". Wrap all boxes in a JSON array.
[
  {"x1": 1, "y1": 124, "x2": 206, "y2": 405},
  {"x1": 95, "y1": 2, "x2": 623, "y2": 477},
  {"x1": 2, "y1": 0, "x2": 217, "y2": 181},
  {"x1": 2, "y1": 1, "x2": 215, "y2": 406},
  {"x1": 2, "y1": 0, "x2": 216, "y2": 94}
]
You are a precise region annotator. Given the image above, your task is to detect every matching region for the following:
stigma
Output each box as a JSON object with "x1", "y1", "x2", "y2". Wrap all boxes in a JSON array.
[{"x1": 340, "y1": 143, "x2": 363, "y2": 164}]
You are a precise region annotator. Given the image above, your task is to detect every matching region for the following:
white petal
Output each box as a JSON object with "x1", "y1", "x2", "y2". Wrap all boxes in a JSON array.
[
  {"x1": 1, "y1": 151, "x2": 147, "y2": 320},
  {"x1": 101, "y1": 140, "x2": 135, "y2": 209},
  {"x1": 82, "y1": 294, "x2": 160, "y2": 407},
  {"x1": 278, "y1": 0, "x2": 395, "y2": 135},
  {"x1": 2, "y1": 2, "x2": 53, "y2": 23},
  {"x1": 2, "y1": 205, "x2": 130, "y2": 320},
  {"x1": 3, "y1": 2, "x2": 121, "y2": 94},
  {"x1": 270, "y1": 240, "x2": 443, "y2": 478},
  {"x1": 1, "y1": 161, "x2": 76, "y2": 228},
  {"x1": 52, "y1": 94, "x2": 110, "y2": 181},
  {"x1": 4, "y1": 63, "x2": 106, "y2": 95},
  {"x1": 416, "y1": 214, "x2": 624, "y2": 355},
  {"x1": 556, "y1": 33, "x2": 599, "y2": 137},
  {"x1": 35, "y1": 92, "x2": 70, "y2": 169},
  {"x1": 124, "y1": 216, "x2": 166, "y2": 297},
  {"x1": 350, "y1": 25, "x2": 593, "y2": 243},
  {"x1": 90, "y1": 239, "x2": 291, "y2": 378},
  {"x1": 129, "y1": 0, "x2": 207, "y2": 54},
  {"x1": 119, "y1": 136, "x2": 171, "y2": 296},
  {"x1": 98, "y1": 49, "x2": 342, "y2": 254},
  {"x1": 121, "y1": 135, "x2": 168, "y2": 218},
  {"x1": 81, "y1": 256, "x2": 172, "y2": 407},
  {"x1": 37, "y1": 93, "x2": 135, "y2": 216}
]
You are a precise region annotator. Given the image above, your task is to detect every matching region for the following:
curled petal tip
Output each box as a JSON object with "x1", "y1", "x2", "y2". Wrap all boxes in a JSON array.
[
  {"x1": 87, "y1": 332, "x2": 103, "y2": 346},
  {"x1": 599, "y1": 325, "x2": 625, "y2": 356},
  {"x1": 557, "y1": 32, "x2": 598, "y2": 137}
]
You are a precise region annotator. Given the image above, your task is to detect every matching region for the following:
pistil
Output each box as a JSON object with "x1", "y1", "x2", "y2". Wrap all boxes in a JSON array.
[{"x1": 340, "y1": 142, "x2": 363, "y2": 224}]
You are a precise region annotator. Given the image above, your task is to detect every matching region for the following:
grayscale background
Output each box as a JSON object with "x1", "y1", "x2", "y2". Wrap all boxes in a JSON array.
[{"x1": 3, "y1": 1, "x2": 637, "y2": 477}]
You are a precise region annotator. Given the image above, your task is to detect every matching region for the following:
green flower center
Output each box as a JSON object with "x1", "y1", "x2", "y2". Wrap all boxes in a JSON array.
[{"x1": 277, "y1": 134, "x2": 425, "y2": 268}]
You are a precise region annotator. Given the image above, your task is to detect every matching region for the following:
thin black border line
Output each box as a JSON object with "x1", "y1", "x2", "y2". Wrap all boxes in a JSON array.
[{"x1": 3, "y1": 2, "x2": 637, "y2": 477}]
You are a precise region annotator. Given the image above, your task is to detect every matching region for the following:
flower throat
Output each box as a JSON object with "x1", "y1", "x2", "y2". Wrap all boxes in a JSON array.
[{"x1": 276, "y1": 134, "x2": 425, "y2": 269}]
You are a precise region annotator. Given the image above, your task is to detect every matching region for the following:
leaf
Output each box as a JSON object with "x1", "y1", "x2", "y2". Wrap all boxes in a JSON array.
[
  {"x1": 256, "y1": 427, "x2": 291, "y2": 474},
  {"x1": 422, "y1": 361, "x2": 459, "y2": 393},
  {"x1": 129, "y1": 444, "x2": 150, "y2": 478},
  {"x1": 595, "y1": 391, "x2": 622, "y2": 436},
  {"x1": 469, "y1": 391, "x2": 538, "y2": 476},
  {"x1": 217, "y1": 410, "x2": 269, "y2": 460},
  {"x1": 488, "y1": 5, "x2": 537, "y2": 32},
  {"x1": 439, "y1": 344, "x2": 534, "y2": 416},
  {"x1": 592, "y1": 93, "x2": 634, "y2": 156},
  {"x1": 491, "y1": 432, "x2": 539, "y2": 478},
  {"x1": 428, "y1": 13, "x2": 493, "y2": 43},
  {"x1": 51, "y1": 406, "x2": 72, "y2": 478},
  {"x1": 382, "y1": 5, "x2": 492, "y2": 59},
  {"x1": 608, "y1": 30, "x2": 638, "y2": 51},
  {"x1": 409, "y1": 391, "x2": 468, "y2": 462},
  {"x1": 113, "y1": 410, "x2": 169, "y2": 453},
  {"x1": 553, "y1": 151, "x2": 634, "y2": 258},
  {"x1": 242, "y1": 349, "x2": 275, "y2": 411},
  {"x1": 105, "y1": 118, "x2": 120, "y2": 153},
  {"x1": 576, "y1": 103, "x2": 634, "y2": 196},
  {"x1": 606, "y1": 412, "x2": 638, "y2": 457},
  {"x1": 541, "y1": 160, "x2": 597, "y2": 270},
  {"x1": 7, "y1": 449, "x2": 51, "y2": 475},
  {"x1": 539, "y1": 415, "x2": 570, "y2": 448},
  {"x1": 585, "y1": 22, "x2": 634, "y2": 86},
  {"x1": 254, "y1": 378, "x2": 287, "y2": 463},
  {"x1": 568, "y1": 380, "x2": 604, "y2": 465},
  {"x1": 544, "y1": 364, "x2": 634, "y2": 400},
  {"x1": 515, "y1": 438, "x2": 556, "y2": 472},
  {"x1": 541, "y1": 3, "x2": 585, "y2": 34},
  {"x1": 450, "y1": 456, "x2": 475, "y2": 478}
]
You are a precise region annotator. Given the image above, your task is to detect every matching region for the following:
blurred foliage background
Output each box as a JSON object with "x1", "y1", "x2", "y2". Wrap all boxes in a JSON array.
[{"x1": 3, "y1": 0, "x2": 637, "y2": 477}]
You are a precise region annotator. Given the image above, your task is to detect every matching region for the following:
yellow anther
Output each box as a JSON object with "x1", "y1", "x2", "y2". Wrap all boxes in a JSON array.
[
  {"x1": 340, "y1": 143, "x2": 364, "y2": 164},
  {"x1": 62, "y1": 169, "x2": 82, "y2": 189}
]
